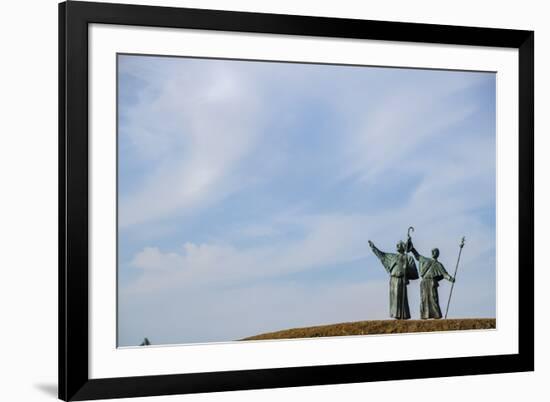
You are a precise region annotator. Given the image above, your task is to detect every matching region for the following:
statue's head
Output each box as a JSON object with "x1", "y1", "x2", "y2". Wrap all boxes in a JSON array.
[
  {"x1": 432, "y1": 248, "x2": 440, "y2": 259},
  {"x1": 396, "y1": 241, "x2": 406, "y2": 254}
]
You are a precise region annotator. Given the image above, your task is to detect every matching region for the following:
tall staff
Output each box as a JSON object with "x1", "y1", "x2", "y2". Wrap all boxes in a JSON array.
[
  {"x1": 444, "y1": 236, "x2": 465, "y2": 319},
  {"x1": 401, "y1": 226, "x2": 414, "y2": 318}
]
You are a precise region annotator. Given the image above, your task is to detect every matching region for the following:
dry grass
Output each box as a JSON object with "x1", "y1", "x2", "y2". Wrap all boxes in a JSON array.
[{"x1": 240, "y1": 318, "x2": 496, "y2": 341}]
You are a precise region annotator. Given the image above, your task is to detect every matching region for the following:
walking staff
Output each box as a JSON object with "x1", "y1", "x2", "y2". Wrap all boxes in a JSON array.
[
  {"x1": 402, "y1": 227, "x2": 415, "y2": 315},
  {"x1": 444, "y1": 236, "x2": 465, "y2": 319}
]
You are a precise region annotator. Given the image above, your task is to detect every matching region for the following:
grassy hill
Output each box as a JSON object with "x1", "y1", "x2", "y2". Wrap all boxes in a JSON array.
[{"x1": 240, "y1": 318, "x2": 496, "y2": 341}]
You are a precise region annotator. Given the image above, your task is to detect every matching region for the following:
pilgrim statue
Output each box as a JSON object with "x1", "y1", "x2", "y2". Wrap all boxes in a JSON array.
[
  {"x1": 410, "y1": 244, "x2": 455, "y2": 319},
  {"x1": 368, "y1": 239, "x2": 418, "y2": 319}
]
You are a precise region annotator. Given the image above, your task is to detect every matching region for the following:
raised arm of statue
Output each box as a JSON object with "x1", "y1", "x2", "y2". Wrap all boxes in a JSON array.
[
  {"x1": 368, "y1": 240, "x2": 384, "y2": 260},
  {"x1": 368, "y1": 240, "x2": 392, "y2": 274}
]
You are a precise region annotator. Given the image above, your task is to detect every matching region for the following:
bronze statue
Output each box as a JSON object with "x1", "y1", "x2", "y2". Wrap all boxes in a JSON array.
[
  {"x1": 368, "y1": 239, "x2": 418, "y2": 319},
  {"x1": 410, "y1": 243, "x2": 455, "y2": 319}
]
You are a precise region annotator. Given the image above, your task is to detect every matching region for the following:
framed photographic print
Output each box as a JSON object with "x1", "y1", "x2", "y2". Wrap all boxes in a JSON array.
[{"x1": 59, "y1": 1, "x2": 534, "y2": 400}]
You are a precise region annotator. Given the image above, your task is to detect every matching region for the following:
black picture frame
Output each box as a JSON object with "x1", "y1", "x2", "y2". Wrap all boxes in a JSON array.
[{"x1": 59, "y1": 1, "x2": 534, "y2": 400}]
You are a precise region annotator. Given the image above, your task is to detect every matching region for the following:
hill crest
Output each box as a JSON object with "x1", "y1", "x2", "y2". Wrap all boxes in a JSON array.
[{"x1": 241, "y1": 318, "x2": 496, "y2": 341}]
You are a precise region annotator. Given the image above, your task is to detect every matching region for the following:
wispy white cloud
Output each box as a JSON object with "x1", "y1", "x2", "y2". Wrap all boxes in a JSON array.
[
  {"x1": 117, "y1": 56, "x2": 496, "y2": 345},
  {"x1": 339, "y1": 75, "x2": 487, "y2": 184},
  {"x1": 119, "y1": 60, "x2": 266, "y2": 227},
  {"x1": 124, "y1": 213, "x2": 371, "y2": 295},
  {"x1": 124, "y1": 202, "x2": 492, "y2": 297}
]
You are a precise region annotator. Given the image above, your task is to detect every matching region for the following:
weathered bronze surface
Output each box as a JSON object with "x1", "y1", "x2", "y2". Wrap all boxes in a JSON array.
[
  {"x1": 410, "y1": 245, "x2": 455, "y2": 319},
  {"x1": 368, "y1": 240, "x2": 418, "y2": 319}
]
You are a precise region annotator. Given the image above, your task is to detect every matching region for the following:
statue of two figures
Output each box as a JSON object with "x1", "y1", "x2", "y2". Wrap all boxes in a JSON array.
[{"x1": 368, "y1": 230, "x2": 463, "y2": 320}]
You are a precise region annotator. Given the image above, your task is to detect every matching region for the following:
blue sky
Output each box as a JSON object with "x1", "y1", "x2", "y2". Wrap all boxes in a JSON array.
[{"x1": 117, "y1": 54, "x2": 496, "y2": 346}]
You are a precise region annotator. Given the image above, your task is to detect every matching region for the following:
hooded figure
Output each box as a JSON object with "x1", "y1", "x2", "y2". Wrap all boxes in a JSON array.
[
  {"x1": 410, "y1": 246, "x2": 455, "y2": 319},
  {"x1": 368, "y1": 240, "x2": 418, "y2": 319}
]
